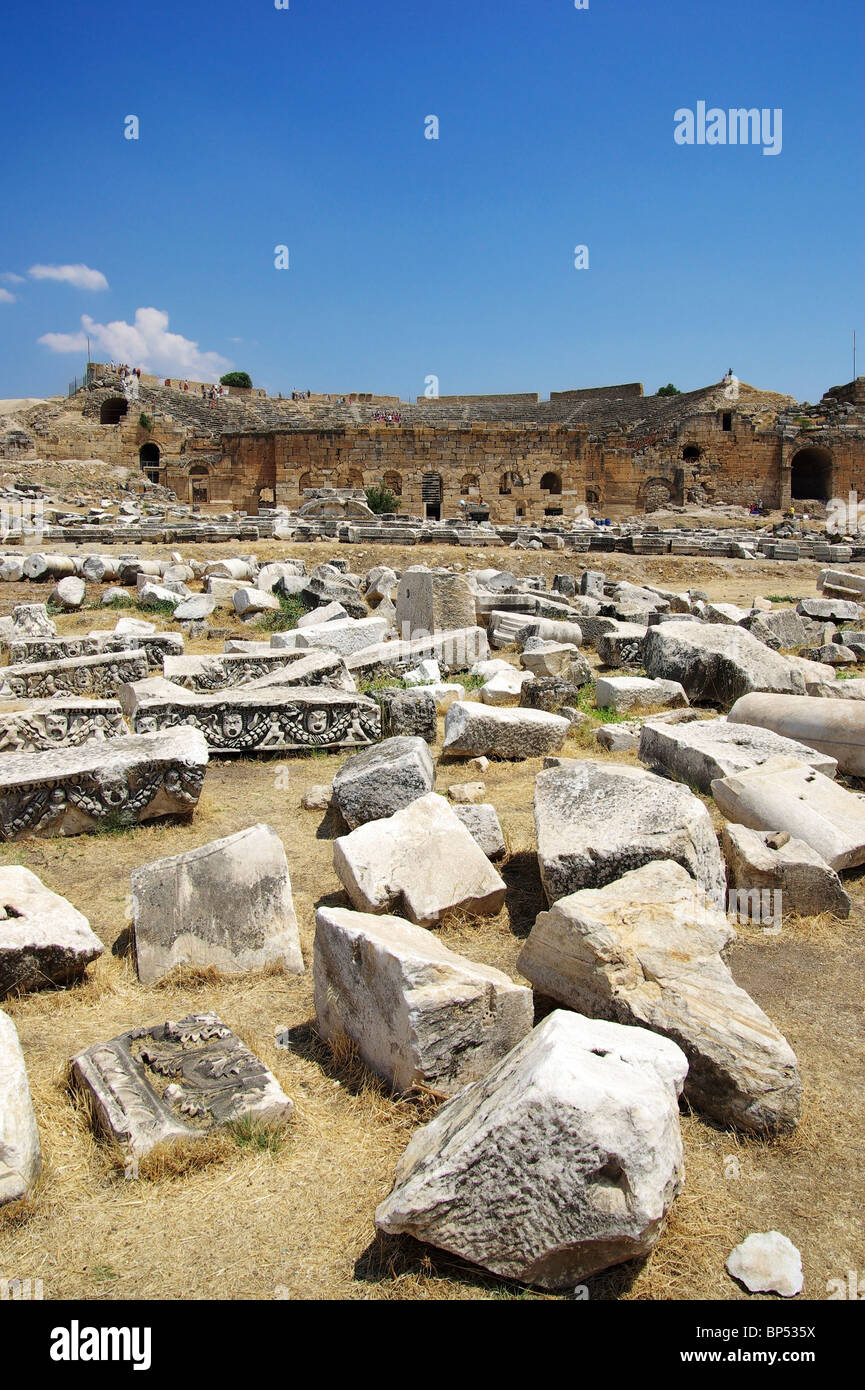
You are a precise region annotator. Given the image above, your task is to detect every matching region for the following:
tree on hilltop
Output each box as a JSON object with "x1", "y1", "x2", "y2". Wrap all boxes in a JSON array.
[{"x1": 220, "y1": 371, "x2": 253, "y2": 389}]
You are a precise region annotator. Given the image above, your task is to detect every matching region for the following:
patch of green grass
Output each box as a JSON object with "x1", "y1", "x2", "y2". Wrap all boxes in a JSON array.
[
  {"x1": 230, "y1": 1118, "x2": 288, "y2": 1155},
  {"x1": 765, "y1": 595, "x2": 798, "y2": 605},
  {"x1": 257, "y1": 593, "x2": 313, "y2": 633},
  {"x1": 101, "y1": 593, "x2": 134, "y2": 609},
  {"x1": 356, "y1": 673, "x2": 408, "y2": 694},
  {"x1": 89, "y1": 810, "x2": 137, "y2": 837},
  {"x1": 451, "y1": 672, "x2": 485, "y2": 691},
  {"x1": 90, "y1": 1263, "x2": 118, "y2": 1282},
  {"x1": 136, "y1": 598, "x2": 178, "y2": 619},
  {"x1": 573, "y1": 682, "x2": 631, "y2": 725}
]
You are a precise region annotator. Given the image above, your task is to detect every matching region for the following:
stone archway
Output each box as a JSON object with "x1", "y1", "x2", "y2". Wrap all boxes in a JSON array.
[
  {"x1": 791, "y1": 446, "x2": 832, "y2": 502},
  {"x1": 100, "y1": 397, "x2": 128, "y2": 425},
  {"x1": 643, "y1": 477, "x2": 675, "y2": 512},
  {"x1": 139, "y1": 442, "x2": 160, "y2": 483},
  {"x1": 540, "y1": 470, "x2": 562, "y2": 495}
]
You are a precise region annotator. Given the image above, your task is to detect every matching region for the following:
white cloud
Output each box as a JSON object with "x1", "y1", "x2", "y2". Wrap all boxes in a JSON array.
[
  {"x1": 0, "y1": 288, "x2": 16, "y2": 304},
  {"x1": 38, "y1": 306, "x2": 232, "y2": 381},
  {"x1": 0, "y1": 272, "x2": 25, "y2": 285},
  {"x1": 29, "y1": 263, "x2": 109, "y2": 291}
]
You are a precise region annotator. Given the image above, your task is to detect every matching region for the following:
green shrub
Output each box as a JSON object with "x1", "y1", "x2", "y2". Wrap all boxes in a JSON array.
[
  {"x1": 656, "y1": 383, "x2": 683, "y2": 397},
  {"x1": 365, "y1": 481, "x2": 398, "y2": 515},
  {"x1": 219, "y1": 371, "x2": 252, "y2": 389},
  {"x1": 138, "y1": 412, "x2": 152, "y2": 431},
  {"x1": 257, "y1": 593, "x2": 312, "y2": 632}
]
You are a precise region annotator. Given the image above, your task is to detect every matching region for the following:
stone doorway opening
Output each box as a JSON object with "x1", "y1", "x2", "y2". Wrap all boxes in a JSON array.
[
  {"x1": 791, "y1": 447, "x2": 832, "y2": 502},
  {"x1": 100, "y1": 397, "x2": 128, "y2": 425},
  {"x1": 422, "y1": 471, "x2": 443, "y2": 520},
  {"x1": 188, "y1": 465, "x2": 209, "y2": 505},
  {"x1": 139, "y1": 442, "x2": 161, "y2": 483}
]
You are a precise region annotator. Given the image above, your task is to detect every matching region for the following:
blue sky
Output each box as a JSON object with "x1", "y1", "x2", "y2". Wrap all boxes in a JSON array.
[{"x1": 1, "y1": 0, "x2": 862, "y2": 403}]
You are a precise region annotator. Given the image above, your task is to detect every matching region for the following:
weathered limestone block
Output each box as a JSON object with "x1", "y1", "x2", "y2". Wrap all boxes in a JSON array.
[
  {"x1": 638, "y1": 717, "x2": 836, "y2": 792},
  {"x1": 333, "y1": 792, "x2": 506, "y2": 926},
  {"x1": 726, "y1": 1232, "x2": 804, "y2": 1298},
  {"x1": 7, "y1": 632, "x2": 182, "y2": 669},
  {"x1": 173, "y1": 594, "x2": 216, "y2": 622},
  {"x1": 11, "y1": 603, "x2": 56, "y2": 637},
  {"x1": 314, "y1": 905, "x2": 532, "y2": 1095},
  {"x1": 519, "y1": 641, "x2": 578, "y2": 678},
  {"x1": 121, "y1": 678, "x2": 381, "y2": 754},
  {"x1": 138, "y1": 581, "x2": 188, "y2": 610},
  {"x1": 293, "y1": 615, "x2": 389, "y2": 656},
  {"x1": 451, "y1": 803, "x2": 507, "y2": 859},
  {"x1": 0, "y1": 698, "x2": 127, "y2": 753},
  {"x1": 443, "y1": 702, "x2": 570, "y2": 759},
  {"x1": 71, "y1": 1013, "x2": 293, "y2": 1160},
  {"x1": 480, "y1": 667, "x2": 533, "y2": 706},
  {"x1": 720, "y1": 823, "x2": 850, "y2": 919},
  {"x1": 518, "y1": 861, "x2": 801, "y2": 1135},
  {"x1": 162, "y1": 648, "x2": 351, "y2": 693},
  {"x1": 396, "y1": 569, "x2": 477, "y2": 636},
  {"x1": 346, "y1": 627, "x2": 489, "y2": 677},
  {"x1": 375, "y1": 1009, "x2": 687, "y2": 1288},
  {"x1": 805, "y1": 676, "x2": 865, "y2": 700},
  {"x1": 596, "y1": 621, "x2": 648, "y2": 668},
  {"x1": 376, "y1": 688, "x2": 437, "y2": 743},
  {"x1": 535, "y1": 760, "x2": 726, "y2": 906},
  {"x1": 746, "y1": 608, "x2": 808, "y2": 651},
  {"x1": 50, "y1": 576, "x2": 86, "y2": 610},
  {"x1": 332, "y1": 736, "x2": 435, "y2": 828},
  {"x1": 797, "y1": 597, "x2": 860, "y2": 623},
  {"x1": 233, "y1": 586, "x2": 281, "y2": 617},
  {"x1": 0, "y1": 865, "x2": 104, "y2": 996},
  {"x1": 0, "y1": 1008, "x2": 41, "y2": 1205},
  {"x1": 0, "y1": 728, "x2": 208, "y2": 840},
  {"x1": 595, "y1": 676, "x2": 689, "y2": 713},
  {"x1": 131, "y1": 823, "x2": 303, "y2": 985},
  {"x1": 1, "y1": 649, "x2": 149, "y2": 700},
  {"x1": 711, "y1": 756, "x2": 865, "y2": 872},
  {"x1": 520, "y1": 674, "x2": 589, "y2": 713},
  {"x1": 728, "y1": 692, "x2": 865, "y2": 777},
  {"x1": 296, "y1": 600, "x2": 347, "y2": 627},
  {"x1": 643, "y1": 621, "x2": 805, "y2": 704}
]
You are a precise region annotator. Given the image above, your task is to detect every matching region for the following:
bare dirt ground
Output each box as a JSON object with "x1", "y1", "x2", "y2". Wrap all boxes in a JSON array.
[{"x1": 1, "y1": 541, "x2": 863, "y2": 1301}]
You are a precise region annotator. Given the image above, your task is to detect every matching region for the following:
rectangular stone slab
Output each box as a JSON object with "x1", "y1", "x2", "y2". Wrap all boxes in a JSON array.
[
  {"x1": 71, "y1": 1012, "x2": 293, "y2": 1159},
  {"x1": 120, "y1": 678, "x2": 381, "y2": 753},
  {"x1": 638, "y1": 716, "x2": 837, "y2": 792},
  {"x1": 0, "y1": 698, "x2": 127, "y2": 753},
  {"x1": 8, "y1": 633, "x2": 183, "y2": 668},
  {"x1": 162, "y1": 648, "x2": 350, "y2": 692},
  {"x1": 711, "y1": 755, "x2": 865, "y2": 871},
  {"x1": 1, "y1": 649, "x2": 149, "y2": 700},
  {"x1": 0, "y1": 864, "x2": 104, "y2": 997},
  {"x1": 0, "y1": 727, "x2": 208, "y2": 839},
  {"x1": 345, "y1": 627, "x2": 489, "y2": 677}
]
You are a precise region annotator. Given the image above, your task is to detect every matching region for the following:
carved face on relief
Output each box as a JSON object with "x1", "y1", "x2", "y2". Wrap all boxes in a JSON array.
[
  {"x1": 306, "y1": 708, "x2": 329, "y2": 736},
  {"x1": 222, "y1": 713, "x2": 244, "y2": 739},
  {"x1": 44, "y1": 713, "x2": 69, "y2": 741}
]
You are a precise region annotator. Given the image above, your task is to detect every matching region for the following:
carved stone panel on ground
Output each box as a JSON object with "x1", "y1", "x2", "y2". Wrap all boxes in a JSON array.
[{"x1": 71, "y1": 1012, "x2": 294, "y2": 1159}]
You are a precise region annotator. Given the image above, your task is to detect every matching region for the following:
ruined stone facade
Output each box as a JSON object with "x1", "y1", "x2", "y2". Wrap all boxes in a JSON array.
[{"x1": 6, "y1": 371, "x2": 865, "y2": 522}]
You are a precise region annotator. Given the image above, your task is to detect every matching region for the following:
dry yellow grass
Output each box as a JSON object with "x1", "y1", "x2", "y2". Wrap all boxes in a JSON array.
[{"x1": 1, "y1": 542, "x2": 863, "y2": 1300}]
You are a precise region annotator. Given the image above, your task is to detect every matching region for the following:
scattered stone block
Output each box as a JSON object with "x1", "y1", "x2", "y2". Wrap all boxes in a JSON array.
[
  {"x1": 395, "y1": 569, "x2": 476, "y2": 636},
  {"x1": 595, "y1": 676, "x2": 688, "y2": 713},
  {"x1": 0, "y1": 728, "x2": 208, "y2": 840},
  {"x1": 447, "y1": 781, "x2": 485, "y2": 803},
  {"x1": 720, "y1": 823, "x2": 850, "y2": 919},
  {"x1": 333, "y1": 792, "x2": 506, "y2": 926},
  {"x1": 375, "y1": 1009, "x2": 687, "y2": 1288},
  {"x1": 638, "y1": 716, "x2": 836, "y2": 792},
  {"x1": 518, "y1": 861, "x2": 801, "y2": 1134},
  {"x1": 643, "y1": 621, "x2": 805, "y2": 704},
  {"x1": 131, "y1": 824, "x2": 304, "y2": 985},
  {"x1": 0, "y1": 1008, "x2": 41, "y2": 1206},
  {"x1": 50, "y1": 575, "x2": 86, "y2": 610},
  {"x1": 1, "y1": 649, "x2": 148, "y2": 700},
  {"x1": 443, "y1": 702, "x2": 570, "y2": 759},
  {"x1": 314, "y1": 905, "x2": 532, "y2": 1095},
  {"x1": 71, "y1": 1013, "x2": 293, "y2": 1160},
  {"x1": 302, "y1": 783, "x2": 332, "y2": 810},
  {"x1": 729, "y1": 692, "x2": 865, "y2": 776},
  {"x1": 0, "y1": 699, "x2": 126, "y2": 753},
  {"x1": 0, "y1": 865, "x2": 104, "y2": 997},
  {"x1": 711, "y1": 756, "x2": 865, "y2": 872},
  {"x1": 377, "y1": 688, "x2": 437, "y2": 743},
  {"x1": 332, "y1": 736, "x2": 435, "y2": 829},
  {"x1": 451, "y1": 803, "x2": 507, "y2": 860},
  {"x1": 726, "y1": 1232, "x2": 803, "y2": 1298},
  {"x1": 122, "y1": 678, "x2": 380, "y2": 753},
  {"x1": 535, "y1": 760, "x2": 726, "y2": 906}
]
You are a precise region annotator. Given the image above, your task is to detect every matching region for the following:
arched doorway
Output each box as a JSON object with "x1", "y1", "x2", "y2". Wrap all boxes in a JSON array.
[
  {"x1": 644, "y1": 477, "x2": 675, "y2": 512},
  {"x1": 188, "y1": 465, "x2": 209, "y2": 505},
  {"x1": 460, "y1": 473, "x2": 479, "y2": 496},
  {"x1": 100, "y1": 397, "x2": 128, "y2": 425},
  {"x1": 422, "y1": 471, "x2": 443, "y2": 520},
  {"x1": 139, "y1": 442, "x2": 161, "y2": 483},
  {"x1": 540, "y1": 471, "x2": 562, "y2": 495},
  {"x1": 682, "y1": 445, "x2": 702, "y2": 462},
  {"x1": 791, "y1": 447, "x2": 832, "y2": 502}
]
